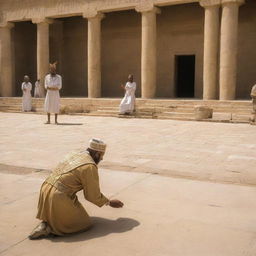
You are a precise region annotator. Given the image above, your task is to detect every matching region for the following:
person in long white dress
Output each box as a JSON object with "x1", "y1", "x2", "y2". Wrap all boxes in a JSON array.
[
  {"x1": 44, "y1": 63, "x2": 62, "y2": 124},
  {"x1": 34, "y1": 79, "x2": 41, "y2": 98},
  {"x1": 119, "y1": 74, "x2": 136, "y2": 115},
  {"x1": 21, "y1": 75, "x2": 32, "y2": 112}
]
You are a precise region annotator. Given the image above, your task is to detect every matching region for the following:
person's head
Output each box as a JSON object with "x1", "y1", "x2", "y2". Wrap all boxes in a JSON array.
[
  {"x1": 37, "y1": 79, "x2": 40, "y2": 82},
  {"x1": 49, "y1": 62, "x2": 57, "y2": 76},
  {"x1": 87, "y1": 138, "x2": 106, "y2": 164},
  {"x1": 128, "y1": 74, "x2": 133, "y2": 82},
  {"x1": 24, "y1": 75, "x2": 30, "y2": 83}
]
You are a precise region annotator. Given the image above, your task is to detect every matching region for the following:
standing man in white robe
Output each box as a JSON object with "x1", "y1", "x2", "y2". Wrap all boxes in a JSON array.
[
  {"x1": 44, "y1": 63, "x2": 62, "y2": 124},
  {"x1": 21, "y1": 75, "x2": 32, "y2": 112},
  {"x1": 119, "y1": 74, "x2": 136, "y2": 115},
  {"x1": 34, "y1": 79, "x2": 41, "y2": 98}
]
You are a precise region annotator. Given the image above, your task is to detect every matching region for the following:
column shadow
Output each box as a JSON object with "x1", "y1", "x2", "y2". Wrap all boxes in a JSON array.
[{"x1": 48, "y1": 217, "x2": 140, "y2": 243}]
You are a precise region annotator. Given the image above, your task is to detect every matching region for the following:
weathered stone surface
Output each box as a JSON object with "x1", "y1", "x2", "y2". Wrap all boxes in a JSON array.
[{"x1": 194, "y1": 105, "x2": 213, "y2": 119}]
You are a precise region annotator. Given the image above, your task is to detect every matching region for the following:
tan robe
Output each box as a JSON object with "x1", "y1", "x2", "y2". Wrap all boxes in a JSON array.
[{"x1": 36, "y1": 151, "x2": 109, "y2": 236}]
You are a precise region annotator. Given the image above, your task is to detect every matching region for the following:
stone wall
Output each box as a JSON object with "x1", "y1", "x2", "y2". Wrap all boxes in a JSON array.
[
  {"x1": 156, "y1": 3, "x2": 204, "y2": 98},
  {"x1": 237, "y1": 0, "x2": 256, "y2": 99},
  {"x1": 13, "y1": 22, "x2": 36, "y2": 96},
  {"x1": 61, "y1": 17, "x2": 87, "y2": 97},
  {"x1": 102, "y1": 10, "x2": 141, "y2": 97}
]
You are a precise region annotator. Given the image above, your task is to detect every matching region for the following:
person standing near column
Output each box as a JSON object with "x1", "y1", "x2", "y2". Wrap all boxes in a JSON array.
[
  {"x1": 44, "y1": 62, "x2": 62, "y2": 124},
  {"x1": 21, "y1": 75, "x2": 32, "y2": 112},
  {"x1": 119, "y1": 74, "x2": 136, "y2": 115},
  {"x1": 34, "y1": 79, "x2": 41, "y2": 98}
]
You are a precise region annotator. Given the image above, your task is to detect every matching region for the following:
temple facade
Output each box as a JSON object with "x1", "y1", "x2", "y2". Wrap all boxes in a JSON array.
[{"x1": 0, "y1": 0, "x2": 255, "y2": 99}]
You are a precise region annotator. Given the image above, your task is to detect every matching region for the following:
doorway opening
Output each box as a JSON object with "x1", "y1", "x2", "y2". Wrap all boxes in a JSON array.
[
  {"x1": 13, "y1": 21, "x2": 37, "y2": 96},
  {"x1": 175, "y1": 55, "x2": 195, "y2": 98}
]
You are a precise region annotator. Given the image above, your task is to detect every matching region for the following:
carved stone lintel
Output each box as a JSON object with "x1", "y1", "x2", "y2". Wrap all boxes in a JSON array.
[
  {"x1": 0, "y1": 22, "x2": 14, "y2": 29},
  {"x1": 83, "y1": 10, "x2": 105, "y2": 20},
  {"x1": 135, "y1": 3, "x2": 161, "y2": 14},
  {"x1": 32, "y1": 18, "x2": 53, "y2": 24},
  {"x1": 200, "y1": 0, "x2": 221, "y2": 7},
  {"x1": 222, "y1": 0, "x2": 245, "y2": 5}
]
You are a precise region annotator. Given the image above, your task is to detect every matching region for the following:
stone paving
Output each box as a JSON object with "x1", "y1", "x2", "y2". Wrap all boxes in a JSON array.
[
  {"x1": 1, "y1": 112, "x2": 256, "y2": 256},
  {"x1": 0, "y1": 112, "x2": 256, "y2": 185}
]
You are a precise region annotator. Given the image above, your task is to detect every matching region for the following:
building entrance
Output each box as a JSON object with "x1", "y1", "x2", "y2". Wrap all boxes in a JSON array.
[{"x1": 175, "y1": 55, "x2": 195, "y2": 98}]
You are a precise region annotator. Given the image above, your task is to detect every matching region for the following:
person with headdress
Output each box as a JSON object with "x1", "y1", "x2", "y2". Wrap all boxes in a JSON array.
[
  {"x1": 44, "y1": 62, "x2": 62, "y2": 124},
  {"x1": 29, "y1": 138, "x2": 124, "y2": 240},
  {"x1": 250, "y1": 84, "x2": 256, "y2": 124},
  {"x1": 119, "y1": 74, "x2": 136, "y2": 115},
  {"x1": 21, "y1": 75, "x2": 32, "y2": 112}
]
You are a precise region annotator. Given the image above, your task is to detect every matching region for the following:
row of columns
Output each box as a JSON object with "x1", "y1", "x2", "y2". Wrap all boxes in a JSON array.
[
  {"x1": 0, "y1": 0, "x2": 244, "y2": 99},
  {"x1": 201, "y1": 0, "x2": 244, "y2": 100}
]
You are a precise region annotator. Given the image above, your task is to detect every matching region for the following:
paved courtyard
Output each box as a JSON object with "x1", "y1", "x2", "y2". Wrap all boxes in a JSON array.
[
  {"x1": 0, "y1": 112, "x2": 256, "y2": 185},
  {"x1": 0, "y1": 112, "x2": 256, "y2": 256}
]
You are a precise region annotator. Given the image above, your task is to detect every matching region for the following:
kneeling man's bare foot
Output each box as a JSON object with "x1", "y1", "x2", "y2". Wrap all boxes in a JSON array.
[{"x1": 29, "y1": 222, "x2": 51, "y2": 240}]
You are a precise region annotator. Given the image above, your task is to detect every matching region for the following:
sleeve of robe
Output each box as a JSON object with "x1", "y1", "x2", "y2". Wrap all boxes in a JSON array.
[
  {"x1": 58, "y1": 75, "x2": 62, "y2": 90},
  {"x1": 77, "y1": 164, "x2": 109, "y2": 207},
  {"x1": 21, "y1": 82, "x2": 25, "y2": 91}
]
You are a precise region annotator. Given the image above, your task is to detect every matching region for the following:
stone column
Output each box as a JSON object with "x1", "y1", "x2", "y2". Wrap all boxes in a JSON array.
[
  {"x1": 83, "y1": 12, "x2": 104, "y2": 98},
  {"x1": 32, "y1": 18, "x2": 52, "y2": 91},
  {"x1": 219, "y1": 0, "x2": 244, "y2": 100},
  {"x1": 136, "y1": 4, "x2": 161, "y2": 99},
  {"x1": 0, "y1": 22, "x2": 14, "y2": 97},
  {"x1": 200, "y1": 0, "x2": 220, "y2": 100}
]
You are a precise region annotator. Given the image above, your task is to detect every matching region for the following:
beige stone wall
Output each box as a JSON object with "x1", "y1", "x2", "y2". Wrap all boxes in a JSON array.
[
  {"x1": 101, "y1": 10, "x2": 141, "y2": 97},
  {"x1": 157, "y1": 3, "x2": 204, "y2": 98},
  {"x1": 60, "y1": 17, "x2": 88, "y2": 97},
  {"x1": 0, "y1": 0, "x2": 198, "y2": 23},
  {"x1": 237, "y1": 0, "x2": 256, "y2": 99}
]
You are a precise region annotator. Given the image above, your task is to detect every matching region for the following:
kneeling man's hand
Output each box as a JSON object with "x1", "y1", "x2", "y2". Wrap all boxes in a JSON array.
[{"x1": 109, "y1": 199, "x2": 124, "y2": 208}]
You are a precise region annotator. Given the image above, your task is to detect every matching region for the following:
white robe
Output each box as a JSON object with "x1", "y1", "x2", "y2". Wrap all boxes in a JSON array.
[
  {"x1": 21, "y1": 82, "x2": 32, "y2": 111},
  {"x1": 119, "y1": 82, "x2": 136, "y2": 114},
  {"x1": 44, "y1": 74, "x2": 62, "y2": 114},
  {"x1": 34, "y1": 81, "x2": 40, "y2": 98}
]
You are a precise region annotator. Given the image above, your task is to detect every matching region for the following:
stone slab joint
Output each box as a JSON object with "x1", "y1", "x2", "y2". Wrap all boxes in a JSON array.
[
  {"x1": 200, "y1": 0, "x2": 221, "y2": 7},
  {"x1": 221, "y1": 0, "x2": 245, "y2": 5},
  {"x1": 32, "y1": 17, "x2": 53, "y2": 24},
  {"x1": 83, "y1": 9, "x2": 105, "y2": 20},
  {"x1": 135, "y1": 2, "x2": 161, "y2": 14}
]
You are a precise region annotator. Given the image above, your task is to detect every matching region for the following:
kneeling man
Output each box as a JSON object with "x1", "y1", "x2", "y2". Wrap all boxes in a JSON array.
[{"x1": 29, "y1": 138, "x2": 123, "y2": 239}]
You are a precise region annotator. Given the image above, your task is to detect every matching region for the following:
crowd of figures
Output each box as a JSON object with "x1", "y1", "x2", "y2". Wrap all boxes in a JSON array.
[
  {"x1": 21, "y1": 76, "x2": 44, "y2": 112},
  {"x1": 21, "y1": 64, "x2": 137, "y2": 123}
]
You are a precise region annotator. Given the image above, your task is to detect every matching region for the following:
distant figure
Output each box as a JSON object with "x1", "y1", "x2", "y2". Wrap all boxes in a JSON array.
[
  {"x1": 250, "y1": 84, "x2": 256, "y2": 124},
  {"x1": 44, "y1": 62, "x2": 62, "y2": 124},
  {"x1": 34, "y1": 79, "x2": 41, "y2": 98},
  {"x1": 119, "y1": 74, "x2": 136, "y2": 115},
  {"x1": 21, "y1": 75, "x2": 32, "y2": 112}
]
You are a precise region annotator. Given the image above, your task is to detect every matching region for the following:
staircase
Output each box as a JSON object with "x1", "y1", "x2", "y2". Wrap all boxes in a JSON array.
[{"x1": 0, "y1": 97, "x2": 252, "y2": 123}]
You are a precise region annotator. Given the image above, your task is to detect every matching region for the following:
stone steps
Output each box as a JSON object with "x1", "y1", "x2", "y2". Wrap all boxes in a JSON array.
[{"x1": 0, "y1": 97, "x2": 252, "y2": 123}]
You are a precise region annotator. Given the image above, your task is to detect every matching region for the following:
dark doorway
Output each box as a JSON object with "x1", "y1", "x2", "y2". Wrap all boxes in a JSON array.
[
  {"x1": 175, "y1": 55, "x2": 195, "y2": 98},
  {"x1": 13, "y1": 21, "x2": 37, "y2": 96}
]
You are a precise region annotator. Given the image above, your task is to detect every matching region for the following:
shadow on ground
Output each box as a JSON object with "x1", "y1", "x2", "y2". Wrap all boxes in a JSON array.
[
  {"x1": 48, "y1": 217, "x2": 140, "y2": 243},
  {"x1": 57, "y1": 123, "x2": 83, "y2": 126}
]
